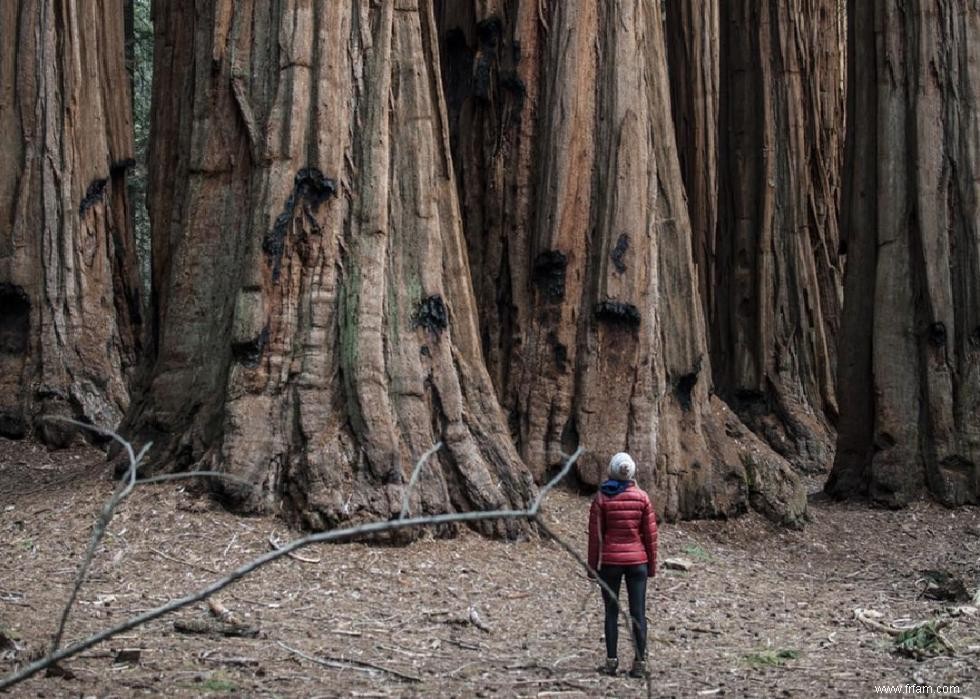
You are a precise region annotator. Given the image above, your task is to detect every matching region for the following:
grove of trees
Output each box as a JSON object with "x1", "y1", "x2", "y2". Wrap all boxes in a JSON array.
[{"x1": 1, "y1": 0, "x2": 977, "y2": 533}]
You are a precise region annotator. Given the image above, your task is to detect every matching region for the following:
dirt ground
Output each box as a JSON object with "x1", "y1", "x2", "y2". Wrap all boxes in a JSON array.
[{"x1": 1, "y1": 437, "x2": 978, "y2": 698}]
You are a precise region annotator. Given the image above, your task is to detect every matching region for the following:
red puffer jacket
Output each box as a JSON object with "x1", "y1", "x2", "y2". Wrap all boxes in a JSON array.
[{"x1": 587, "y1": 484, "x2": 658, "y2": 575}]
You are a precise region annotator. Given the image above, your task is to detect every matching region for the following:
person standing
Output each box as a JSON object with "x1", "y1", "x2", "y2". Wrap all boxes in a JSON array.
[{"x1": 587, "y1": 452, "x2": 658, "y2": 678}]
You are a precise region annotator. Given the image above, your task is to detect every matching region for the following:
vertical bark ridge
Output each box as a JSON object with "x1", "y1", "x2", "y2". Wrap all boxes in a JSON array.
[
  {"x1": 0, "y1": 0, "x2": 140, "y2": 444},
  {"x1": 520, "y1": 0, "x2": 598, "y2": 475},
  {"x1": 827, "y1": 1, "x2": 980, "y2": 506},
  {"x1": 665, "y1": 0, "x2": 719, "y2": 334},
  {"x1": 710, "y1": 0, "x2": 843, "y2": 473}
]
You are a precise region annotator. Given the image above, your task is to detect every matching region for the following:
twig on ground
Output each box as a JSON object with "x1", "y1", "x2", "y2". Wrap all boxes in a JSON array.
[
  {"x1": 854, "y1": 608, "x2": 951, "y2": 637},
  {"x1": 0, "y1": 593, "x2": 31, "y2": 609},
  {"x1": 173, "y1": 618, "x2": 259, "y2": 638},
  {"x1": 488, "y1": 677, "x2": 590, "y2": 691},
  {"x1": 936, "y1": 631, "x2": 957, "y2": 654},
  {"x1": 269, "y1": 531, "x2": 321, "y2": 564},
  {"x1": 552, "y1": 650, "x2": 586, "y2": 668},
  {"x1": 207, "y1": 598, "x2": 232, "y2": 621},
  {"x1": 467, "y1": 605, "x2": 492, "y2": 633},
  {"x1": 277, "y1": 641, "x2": 421, "y2": 683},
  {"x1": 441, "y1": 637, "x2": 482, "y2": 651},
  {"x1": 222, "y1": 532, "x2": 238, "y2": 559},
  {"x1": 448, "y1": 659, "x2": 482, "y2": 677},
  {"x1": 199, "y1": 652, "x2": 258, "y2": 667},
  {"x1": 505, "y1": 661, "x2": 555, "y2": 673},
  {"x1": 327, "y1": 628, "x2": 362, "y2": 637},
  {"x1": 149, "y1": 547, "x2": 219, "y2": 574}
]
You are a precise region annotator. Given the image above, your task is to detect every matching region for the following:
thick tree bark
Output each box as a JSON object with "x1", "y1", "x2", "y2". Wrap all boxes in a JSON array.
[
  {"x1": 827, "y1": 2, "x2": 980, "y2": 506},
  {"x1": 665, "y1": 0, "x2": 719, "y2": 333},
  {"x1": 127, "y1": 0, "x2": 535, "y2": 536},
  {"x1": 437, "y1": 0, "x2": 806, "y2": 524},
  {"x1": 671, "y1": 0, "x2": 844, "y2": 473},
  {"x1": 0, "y1": 1, "x2": 141, "y2": 445}
]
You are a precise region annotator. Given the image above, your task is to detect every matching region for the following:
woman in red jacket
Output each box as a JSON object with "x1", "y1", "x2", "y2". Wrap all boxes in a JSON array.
[{"x1": 587, "y1": 452, "x2": 658, "y2": 678}]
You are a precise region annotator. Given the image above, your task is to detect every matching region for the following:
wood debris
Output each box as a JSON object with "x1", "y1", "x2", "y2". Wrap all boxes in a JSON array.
[
  {"x1": 173, "y1": 618, "x2": 259, "y2": 638},
  {"x1": 268, "y1": 531, "x2": 321, "y2": 564},
  {"x1": 663, "y1": 557, "x2": 694, "y2": 571}
]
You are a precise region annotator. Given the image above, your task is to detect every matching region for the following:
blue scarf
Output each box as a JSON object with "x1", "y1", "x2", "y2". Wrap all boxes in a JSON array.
[{"x1": 600, "y1": 479, "x2": 631, "y2": 496}]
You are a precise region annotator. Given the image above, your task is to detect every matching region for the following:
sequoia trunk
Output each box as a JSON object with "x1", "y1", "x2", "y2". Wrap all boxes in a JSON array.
[
  {"x1": 127, "y1": 0, "x2": 534, "y2": 536},
  {"x1": 437, "y1": 0, "x2": 806, "y2": 524},
  {"x1": 665, "y1": 0, "x2": 719, "y2": 333},
  {"x1": 827, "y1": 2, "x2": 980, "y2": 506},
  {"x1": 0, "y1": 1, "x2": 141, "y2": 444},
  {"x1": 668, "y1": 0, "x2": 845, "y2": 473}
]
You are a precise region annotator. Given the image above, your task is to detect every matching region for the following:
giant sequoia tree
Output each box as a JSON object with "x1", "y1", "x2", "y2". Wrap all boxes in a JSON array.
[
  {"x1": 0, "y1": 1, "x2": 141, "y2": 445},
  {"x1": 125, "y1": 0, "x2": 534, "y2": 535},
  {"x1": 667, "y1": 0, "x2": 844, "y2": 473},
  {"x1": 827, "y1": 2, "x2": 980, "y2": 506},
  {"x1": 436, "y1": 0, "x2": 806, "y2": 524}
]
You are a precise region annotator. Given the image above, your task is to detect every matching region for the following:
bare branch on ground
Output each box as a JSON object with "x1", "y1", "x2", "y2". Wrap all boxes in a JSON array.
[{"x1": 2, "y1": 441, "x2": 652, "y2": 697}]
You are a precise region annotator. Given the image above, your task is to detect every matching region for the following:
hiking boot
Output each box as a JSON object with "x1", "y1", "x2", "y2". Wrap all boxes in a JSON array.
[
  {"x1": 598, "y1": 657, "x2": 618, "y2": 675},
  {"x1": 628, "y1": 659, "x2": 647, "y2": 678}
]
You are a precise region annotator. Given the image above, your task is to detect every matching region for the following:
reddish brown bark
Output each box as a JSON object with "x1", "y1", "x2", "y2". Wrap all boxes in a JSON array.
[
  {"x1": 127, "y1": 0, "x2": 534, "y2": 536},
  {"x1": 0, "y1": 0, "x2": 141, "y2": 445},
  {"x1": 437, "y1": 0, "x2": 806, "y2": 525},
  {"x1": 665, "y1": 0, "x2": 719, "y2": 331},
  {"x1": 667, "y1": 0, "x2": 845, "y2": 473},
  {"x1": 827, "y1": 1, "x2": 980, "y2": 506}
]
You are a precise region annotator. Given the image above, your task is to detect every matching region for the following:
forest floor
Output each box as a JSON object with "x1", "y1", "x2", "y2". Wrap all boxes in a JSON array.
[{"x1": 1, "y1": 437, "x2": 979, "y2": 698}]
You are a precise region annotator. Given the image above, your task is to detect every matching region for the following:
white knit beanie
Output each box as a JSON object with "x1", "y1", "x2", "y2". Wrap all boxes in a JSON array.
[{"x1": 608, "y1": 452, "x2": 636, "y2": 481}]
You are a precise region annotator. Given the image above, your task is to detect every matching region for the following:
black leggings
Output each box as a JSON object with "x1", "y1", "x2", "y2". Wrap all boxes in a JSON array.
[{"x1": 598, "y1": 564, "x2": 648, "y2": 659}]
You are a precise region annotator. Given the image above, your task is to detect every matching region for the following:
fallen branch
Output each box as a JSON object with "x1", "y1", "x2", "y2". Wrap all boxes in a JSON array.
[
  {"x1": 853, "y1": 608, "x2": 951, "y2": 637},
  {"x1": 467, "y1": 606, "x2": 492, "y2": 633},
  {"x1": 855, "y1": 608, "x2": 957, "y2": 658},
  {"x1": 174, "y1": 618, "x2": 259, "y2": 638},
  {"x1": 0, "y1": 447, "x2": 582, "y2": 690},
  {"x1": 199, "y1": 651, "x2": 259, "y2": 667},
  {"x1": 0, "y1": 593, "x2": 31, "y2": 609},
  {"x1": 149, "y1": 547, "x2": 220, "y2": 575},
  {"x1": 269, "y1": 531, "x2": 321, "y2": 564},
  {"x1": 44, "y1": 416, "x2": 152, "y2": 655},
  {"x1": 207, "y1": 598, "x2": 232, "y2": 621},
  {"x1": 277, "y1": 641, "x2": 421, "y2": 683},
  {"x1": 40, "y1": 417, "x2": 250, "y2": 657},
  {"x1": 1, "y1": 444, "x2": 661, "y2": 695}
]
